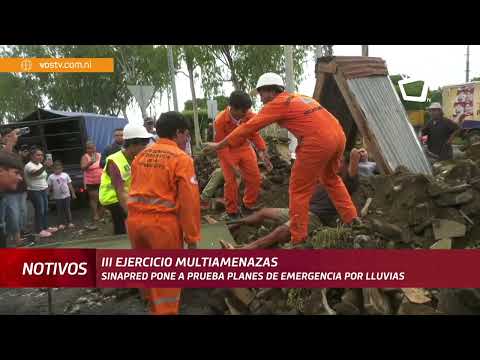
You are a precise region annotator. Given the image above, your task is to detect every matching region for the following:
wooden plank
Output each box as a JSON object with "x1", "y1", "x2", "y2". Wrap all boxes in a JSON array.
[
  {"x1": 401, "y1": 288, "x2": 431, "y2": 304},
  {"x1": 230, "y1": 288, "x2": 255, "y2": 306},
  {"x1": 333, "y1": 73, "x2": 391, "y2": 174},
  {"x1": 343, "y1": 69, "x2": 389, "y2": 80},
  {"x1": 317, "y1": 63, "x2": 337, "y2": 74},
  {"x1": 313, "y1": 72, "x2": 327, "y2": 101}
]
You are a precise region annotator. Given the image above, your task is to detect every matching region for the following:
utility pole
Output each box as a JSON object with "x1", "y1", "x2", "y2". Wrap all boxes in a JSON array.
[
  {"x1": 466, "y1": 45, "x2": 470, "y2": 83},
  {"x1": 285, "y1": 45, "x2": 295, "y2": 91},
  {"x1": 167, "y1": 45, "x2": 179, "y2": 111},
  {"x1": 284, "y1": 45, "x2": 298, "y2": 161},
  {"x1": 362, "y1": 45, "x2": 369, "y2": 57}
]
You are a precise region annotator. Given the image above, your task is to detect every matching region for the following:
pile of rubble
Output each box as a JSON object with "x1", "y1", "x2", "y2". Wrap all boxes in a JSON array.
[
  {"x1": 207, "y1": 286, "x2": 447, "y2": 315},
  {"x1": 215, "y1": 141, "x2": 480, "y2": 315},
  {"x1": 194, "y1": 153, "x2": 218, "y2": 192},
  {"x1": 351, "y1": 158, "x2": 480, "y2": 249}
]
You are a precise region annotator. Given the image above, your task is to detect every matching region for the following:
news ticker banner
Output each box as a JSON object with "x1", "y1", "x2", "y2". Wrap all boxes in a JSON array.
[{"x1": 1, "y1": 249, "x2": 480, "y2": 288}]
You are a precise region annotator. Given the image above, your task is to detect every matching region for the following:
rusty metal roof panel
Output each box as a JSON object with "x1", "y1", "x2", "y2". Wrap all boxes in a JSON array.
[
  {"x1": 347, "y1": 76, "x2": 432, "y2": 175},
  {"x1": 317, "y1": 56, "x2": 389, "y2": 79}
]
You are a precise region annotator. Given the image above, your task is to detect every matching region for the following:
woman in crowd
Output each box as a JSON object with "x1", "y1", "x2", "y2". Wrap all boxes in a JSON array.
[
  {"x1": 81, "y1": 141, "x2": 104, "y2": 222},
  {"x1": 24, "y1": 148, "x2": 58, "y2": 238}
]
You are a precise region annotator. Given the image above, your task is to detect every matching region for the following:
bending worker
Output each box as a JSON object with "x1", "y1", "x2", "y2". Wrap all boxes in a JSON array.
[
  {"x1": 99, "y1": 123, "x2": 152, "y2": 235},
  {"x1": 214, "y1": 90, "x2": 272, "y2": 220},
  {"x1": 227, "y1": 148, "x2": 363, "y2": 249},
  {"x1": 127, "y1": 112, "x2": 200, "y2": 315},
  {"x1": 205, "y1": 73, "x2": 359, "y2": 244}
]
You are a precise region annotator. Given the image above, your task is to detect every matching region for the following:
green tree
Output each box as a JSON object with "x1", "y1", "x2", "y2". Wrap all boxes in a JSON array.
[
  {"x1": 0, "y1": 73, "x2": 44, "y2": 123},
  {"x1": 7, "y1": 45, "x2": 130, "y2": 116},
  {"x1": 184, "y1": 96, "x2": 229, "y2": 111},
  {"x1": 114, "y1": 45, "x2": 170, "y2": 118},
  {"x1": 429, "y1": 88, "x2": 442, "y2": 104},
  {"x1": 201, "y1": 45, "x2": 313, "y2": 96},
  {"x1": 178, "y1": 46, "x2": 217, "y2": 148},
  {"x1": 0, "y1": 46, "x2": 49, "y2": 123},
  {"x1": 5, "y1": 45, "x2": 171, "y2": 118}
]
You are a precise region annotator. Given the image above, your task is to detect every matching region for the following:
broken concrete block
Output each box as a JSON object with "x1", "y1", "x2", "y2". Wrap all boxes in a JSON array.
[
  {"x1": 428, "y1": 182, "x2": 471, "y2": 197},
  {"x1": 413, "y1": 219, "x2": 432, "y2": 235},
  {"x1": 362, "y1": 288, "x2": 393, "y2": 315},
  {"x1": 397, "y1": 299, "x2": 441, "y2": 315},
  {"x1": 371, "y1": 219, "x2": 403, "y2": 239},
  {"x1": 409, "y1": 203, "x2": 432, "y2": 225},
  {"x1": 224, "y1": 298, "x2": 242, "y2": 315},
  {"x1": 248, "y1": 299, "x2": 263, "y2": 313},
  {"x1": 435, "y1": 190, "x2": 474, "y2": 207},
  {"x1": 432, "y1": 219, "x2": 466, "y2": 240},
  {"x1": 207, "y1": 289, "x2": 229, "y2": 314},
  {"x1": 430, "y1": 238, "x2": 452, "y2": 250},
  {"x1": 230, "y1": 288, "x2": 255, "y2": 307},
  {"x1": 321, "y1": 289, "x2": 337, "y2": 315},
  {"x1": 255, "y1": 288, "x2": 277, "y2": 299},
  {"x1": 334, "y1": 289, "x2": 363, "y2": 315},
  {"x1": 401, "y1": 288, "x2": 431, "y2": 304},
  {"x1": 459, "y1": 210, "x2": 474, "y2": 226}
]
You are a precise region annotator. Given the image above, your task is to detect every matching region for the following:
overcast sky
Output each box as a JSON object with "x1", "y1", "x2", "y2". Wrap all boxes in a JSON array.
[{"x1": 126, "y1": 45, "x2": 479, "y2": 124}]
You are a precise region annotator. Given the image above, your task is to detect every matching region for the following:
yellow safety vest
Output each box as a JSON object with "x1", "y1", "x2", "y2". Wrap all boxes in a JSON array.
[{"x1": 99, "y1": 150, "x2": 131, "y2": 206}]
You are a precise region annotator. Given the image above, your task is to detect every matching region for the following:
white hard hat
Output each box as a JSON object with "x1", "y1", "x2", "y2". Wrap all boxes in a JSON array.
[
  {"x1": 256, "y1": 72, "x2": 285, "y2": 90},
  {"x1": 123, "y1": 123, "x2": 153, "y2": 140},
  {"x1": 428, "y1": 102, "x2": 442, "y2": 110}
]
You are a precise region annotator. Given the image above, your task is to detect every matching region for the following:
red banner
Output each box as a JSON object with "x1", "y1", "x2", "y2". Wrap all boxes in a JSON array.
[
  {"x1": 1, "y1": 249, "x2": 480, "y2": 288},
  {"x1": 0, "y1": 249, "x2": 96, "y2": 287}
]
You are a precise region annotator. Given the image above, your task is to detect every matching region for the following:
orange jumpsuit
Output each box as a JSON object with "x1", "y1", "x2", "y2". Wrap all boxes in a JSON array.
[
  {"x1": 127, "y1": 138, "x2": 200, "y2": 315},
  {"x1": 215, "y1": 107, "x2": 267, "y2": 214},
  {"x1": 224, "y1": 92, "x2": 357, "y2": 243}
]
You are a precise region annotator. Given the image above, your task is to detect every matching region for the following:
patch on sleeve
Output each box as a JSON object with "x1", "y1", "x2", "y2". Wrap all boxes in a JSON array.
[{"x1": 190, "y1": 175, "x2": 198, "y2": 185}]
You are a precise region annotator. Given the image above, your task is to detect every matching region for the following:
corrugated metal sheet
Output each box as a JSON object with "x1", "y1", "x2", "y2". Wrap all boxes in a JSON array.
[{"x1": 347, "y1": 76, "x2": 432, "y2": 175}]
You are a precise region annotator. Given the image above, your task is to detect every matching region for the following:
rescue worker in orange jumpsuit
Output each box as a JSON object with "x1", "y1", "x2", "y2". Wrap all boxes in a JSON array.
[
  {"x1": 127, "y1": 111, "x2": 200, "y2": 315},
  {"x1": 205, "y1": 73, "x2": 359, "y2": 244},
  {"x1": 215, "y1": 91, "x2": 272, "y2": 220}
]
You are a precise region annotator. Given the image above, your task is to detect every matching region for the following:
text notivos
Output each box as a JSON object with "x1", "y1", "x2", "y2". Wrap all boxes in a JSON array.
[{"x1": 22, "y1": 262, "x2": 88, "y2": 276}]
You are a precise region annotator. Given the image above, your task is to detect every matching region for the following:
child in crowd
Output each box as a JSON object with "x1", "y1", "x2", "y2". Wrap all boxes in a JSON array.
[{"x1": 48, "y1": 161, "x2": 76, "y2": 230}]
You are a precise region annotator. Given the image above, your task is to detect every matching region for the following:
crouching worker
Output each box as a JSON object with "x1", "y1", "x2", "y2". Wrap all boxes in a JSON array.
[
  {"x1": 99, "y1": 123, "x2": 152, "y2": 235},
  {"x1": 127, "y1": 112, "x2": 201, "y2": 315},
  {"x1": 229, "y1": 148, "x2": 362, "y2": 249}
]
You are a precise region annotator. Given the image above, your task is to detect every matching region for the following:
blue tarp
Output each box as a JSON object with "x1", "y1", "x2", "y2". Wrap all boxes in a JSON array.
[
  {"x1": 84, "y1": 116, "x2": 127, "y2": 153},
  {"x1": 23, "y1": 109, "x2": 128, "y2": 153}
]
